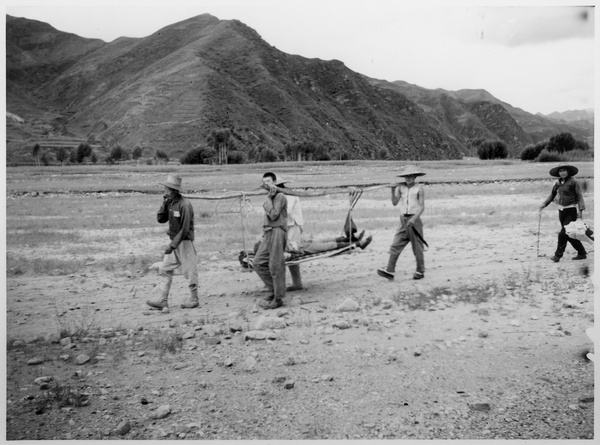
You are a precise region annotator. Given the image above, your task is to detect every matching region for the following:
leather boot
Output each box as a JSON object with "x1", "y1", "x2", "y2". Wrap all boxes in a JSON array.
[
  {"x1": 181, "y1": 288, "x2": 199, "y2": 309},
  {"x1": 147, "y1": 292, "x2": 168, "y2": 309}
]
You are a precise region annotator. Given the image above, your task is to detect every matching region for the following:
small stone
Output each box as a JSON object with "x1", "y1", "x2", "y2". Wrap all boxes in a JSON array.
[
  {"x1": 413, "y1": 348, "x2": 423, "y2": 357},
  {"x1": 114, "y1": 420, "x2": 131, "y2": 436},
  {"x1": 333, "y1": 320, "x2": 350, "y2": 330},
  {"x1": 321, "y1": 374, "x2": 334, "y2": 382},
  {"x1": 509, "y1": 320, "x2": 520, "y2": 327},
  {"x1": 34, "y1": 376, "x2": 54, "y2": 385},
  {"x1": 299, "y1": 339, "x2": 309, "y2": 345},
  {"x1": 478, "y1": 331, "x2": 489, "y2": 338},
  {"x1": 469, "y1": 403, "x2": 491, "y2": 412},
  {"x1": 75, "y1": 354, "x2": 91, "y2": 365},
  {"x1": 60, "y1": 355, "x2": 70, "y2": 361},
  {"x1": 205, "y1": 337, "x2": 221, "y2": 345},
  {"x1": 150, "y1": 405, "x2": 171, "y2": 420},
  {"x1": 173, "y1": 362, "x2": 188, "y2": 370},
  {"x1": 60, "y1": 337, "x2": 72, "y2": 346},
  {"x1": 182, "y1": 331, "x2": 195, "y2": 340},
  {"x1": 284, "y1": 380, "x2": 295, "y2": 389},
  {"x1": 283, "y1": 357, "x2": 295, "y2": 366},
  {"x1": 254, "y1": 316, "x2": 287, "y2": 330},
  {"x1": 337, "y1": 299, "x2": 360, "y2": 312},
  {"x1": 27, "y1": 357, "x2": 44, "y2": 365},
  {"x1": 272, "y1": 376, "x2": 287, "y2": 384},
  {"x1": 242, "y1": 356, "x2": 257, "y2": 372}
]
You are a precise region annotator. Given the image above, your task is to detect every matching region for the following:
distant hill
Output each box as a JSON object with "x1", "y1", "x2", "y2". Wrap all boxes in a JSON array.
[
  {"x1": 366, "y1": 79, "x2": 593, "y2": 157},
  {"x1": 5, "y1": 14, "x2": 594, "y2": 163}
]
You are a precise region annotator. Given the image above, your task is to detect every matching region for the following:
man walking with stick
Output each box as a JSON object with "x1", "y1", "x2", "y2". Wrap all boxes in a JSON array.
[{"x1": 147, "y1": 175, "x2": 200, "y2": 309}]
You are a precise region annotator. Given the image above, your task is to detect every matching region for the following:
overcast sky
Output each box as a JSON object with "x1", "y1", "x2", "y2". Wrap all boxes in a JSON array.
[{"x1": 3, "y1": 0, "x2": 597, "y2": 115}]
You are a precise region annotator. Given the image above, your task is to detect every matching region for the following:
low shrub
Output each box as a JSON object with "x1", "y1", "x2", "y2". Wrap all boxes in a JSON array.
[
  {"x1": 536, "y1": 149, "x2": 566, "y2": 162},
  {"x1": 520, "y1": 142, "x2": 546, "y2": 161}
]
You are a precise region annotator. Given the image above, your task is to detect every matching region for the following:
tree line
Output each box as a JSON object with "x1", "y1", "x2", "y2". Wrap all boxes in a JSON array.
[{"x1": 28, "y1": 129, "x2": 592, "y2": 167}]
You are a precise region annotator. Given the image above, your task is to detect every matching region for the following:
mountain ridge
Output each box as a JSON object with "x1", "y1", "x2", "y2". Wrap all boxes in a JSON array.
[{"x1": 5, "y1": 14, "x2": 593, "y2": 162}]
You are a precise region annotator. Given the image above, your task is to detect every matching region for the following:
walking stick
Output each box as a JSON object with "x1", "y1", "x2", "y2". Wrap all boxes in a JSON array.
[{"x1": 537, "y1": 211, "x2": 542, "y2": 257}]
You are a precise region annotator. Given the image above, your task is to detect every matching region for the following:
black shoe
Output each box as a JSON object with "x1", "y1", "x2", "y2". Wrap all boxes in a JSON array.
[
  {"x1": 357, "y1": 235, "x2": 373, "y2": 250},
  {"x1": 260, "y1": 299, "x2": 283, "y2": 309},
  {"x1": 262, "y1": 293, "x2": 275, "y2": 302},
  {"x1": 413, "y1": 272, "x2": 424, "y2": 280},
  {"x1": 377, "y1": 268, "x2": 394, "y2": 280},
  {"x1": 286, "y1": 285, "x2": 303, "y2": 292},
  {"x1": 551, "y1": 256, "x2": 560, "y2": 263},
  {"x1": 572, "y1": 254, "x2": 587, "y2": 260}
]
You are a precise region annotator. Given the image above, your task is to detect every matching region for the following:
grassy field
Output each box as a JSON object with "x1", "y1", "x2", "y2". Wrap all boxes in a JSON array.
[
  {"x1": 5, "y1": 160, "x2": 594, "y2": 277},
  {"x1": 5, "y1": 159, "x2": 595, "y2": 194}
]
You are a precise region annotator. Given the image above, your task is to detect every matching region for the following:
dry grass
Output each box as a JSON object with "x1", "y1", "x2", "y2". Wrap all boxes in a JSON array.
[{"x1": 5, "y1": 162, "x2": 594, "y2": 277}]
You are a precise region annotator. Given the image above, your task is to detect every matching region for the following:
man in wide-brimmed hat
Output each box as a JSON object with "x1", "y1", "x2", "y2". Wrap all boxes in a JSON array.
[
  {"x1": 147, "y1": 174, "x2": 200, "y2": 309},
  {"x1": 254, "y1": 172, "x2": 289, "y2": 309},
  {"x1": 539, "y1": 163, "x2": 587, "y2": 262},
  {"x1": 378, "y1": 165, "x2": 427, "y2": 281}
]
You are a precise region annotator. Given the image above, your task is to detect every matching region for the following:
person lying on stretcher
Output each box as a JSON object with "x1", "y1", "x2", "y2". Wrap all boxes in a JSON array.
[
  {"x1": 285, "y1": 230, "x2": 373, "y2": 259},
  {"x1": 239, "y1": 229, "x2": 373, "y2": 268}
]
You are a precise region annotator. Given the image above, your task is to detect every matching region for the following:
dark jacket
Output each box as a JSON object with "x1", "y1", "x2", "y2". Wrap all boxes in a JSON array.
[
  {"x1": 157, "y1": 194, "x2": 195, "y2": 248},
  {"x1": 542, "y1": 177, "x2": 586, "y2": 211}
]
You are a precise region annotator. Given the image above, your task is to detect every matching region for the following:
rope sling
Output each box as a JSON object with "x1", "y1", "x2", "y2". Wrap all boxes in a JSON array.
[{"x1": 185, "y1": 184, "x2": 389, "y2": 267}]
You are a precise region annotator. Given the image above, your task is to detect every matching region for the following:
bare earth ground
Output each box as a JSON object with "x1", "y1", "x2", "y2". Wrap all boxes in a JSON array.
[{"x1": 5, "y1": 192, "x2": 595, "y2": 440}]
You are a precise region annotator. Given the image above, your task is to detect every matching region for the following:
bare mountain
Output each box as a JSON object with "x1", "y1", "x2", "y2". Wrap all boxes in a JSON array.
[
  {"x1": 366, "y1": 79, "x2": 593, "y2": 157},
  {"x1": 6, "y1": 14, "x2": 593, "y2": 162}
]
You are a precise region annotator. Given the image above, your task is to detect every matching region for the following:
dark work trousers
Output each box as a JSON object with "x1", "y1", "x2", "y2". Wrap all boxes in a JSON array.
[
  {"x1": 387, "y1": 214, "x2": 424, "y2": 274},
  {"x1": 254, "y1": 227, "x2": 287, "y2": 301},
  {"x1": 555, "y1": 207, "x2": 586, "y2": 258}
]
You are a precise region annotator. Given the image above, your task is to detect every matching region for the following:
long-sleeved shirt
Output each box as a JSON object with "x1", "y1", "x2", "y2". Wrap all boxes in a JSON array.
[
  {"x1": 542, "y1": 177, "x2": 586, "y2": 211},
  {"x1": 263, "y1": 192, "x2": 288, "y2": 231},
  {"x1": 157, "y1": 194, "x2": 195, "y2": 248}
]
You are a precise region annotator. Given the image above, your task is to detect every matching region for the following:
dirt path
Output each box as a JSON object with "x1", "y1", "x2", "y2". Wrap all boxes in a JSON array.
[{"x1": 5, "y1": 194, "x2": 595, "y2": 439}]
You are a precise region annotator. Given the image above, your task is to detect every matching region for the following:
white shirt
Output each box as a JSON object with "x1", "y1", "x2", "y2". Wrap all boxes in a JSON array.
[{"x1": 285, "y1": 195, "x2": 304, "y2": 227}]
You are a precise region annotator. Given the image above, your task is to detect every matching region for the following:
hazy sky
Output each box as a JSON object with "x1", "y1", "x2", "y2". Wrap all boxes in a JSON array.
[{"x1": 3, "y1": 0, "x2": 597, "y2": 114}]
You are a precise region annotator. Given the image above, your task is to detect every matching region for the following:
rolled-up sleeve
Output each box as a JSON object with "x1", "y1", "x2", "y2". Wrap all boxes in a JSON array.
[{"x1": 264, "y1": 194, "x2": 285, "y2": 221}]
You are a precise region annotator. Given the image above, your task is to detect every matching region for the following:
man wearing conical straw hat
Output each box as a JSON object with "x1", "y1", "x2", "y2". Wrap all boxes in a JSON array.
[
  {"x1": 378, "y1": 165, "x2": 427, "y2": 281},
  {"x1": 147, "y1": 174, "x2": 200, "y2": 310},
  {"x1": 539, "y1": 163, "x2": 587, "y2": 262}
]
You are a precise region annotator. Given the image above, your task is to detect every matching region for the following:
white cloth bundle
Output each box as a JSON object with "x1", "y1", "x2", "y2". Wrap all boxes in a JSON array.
[{"x1": 565, "y1": 220, "x2": 594, "y2": 243}]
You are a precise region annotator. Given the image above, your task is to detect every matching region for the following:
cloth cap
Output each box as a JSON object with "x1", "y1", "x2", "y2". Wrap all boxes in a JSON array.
[
  {"x1": 396, "y1": 165, "x2": 426, "y2": 177},
  {"x1": 549, "y1": 164, "x2": 578, "y2": 178},
  {"x1": 158, "y1": 174, "x2": 183, "y2": 191}
]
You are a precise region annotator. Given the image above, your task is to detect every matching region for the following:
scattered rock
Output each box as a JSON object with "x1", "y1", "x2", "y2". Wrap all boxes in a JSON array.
[
  {"x1": 229, "y1": 322, "x2": 243, "y2": 332},
  {"x1": 478, "y1": 331, "x2": 489, "y2": 338},
  {"x1": 333, "y1": 320, "x2": 350, "y2": 329},
  {"x1": 284, "y1": 380, "x2": 295, "y2": 389},
  {"x1": 337, "y1": 298, "x2": 359, "y2": 312},
  {"x1": 150, "y1": 404, "x2": 171, "y2": 420},
  {"x1": 469, "y1": 403, "x2": 491, "y2": 412},
  {"x1": 34, "y1": 376, "x2": 54, "y2": 385},
  {"x1": 173, "y1": 362, "x2": 189, "y2": 370},
  {"x1": 272, "y1": 376, "x2": 287, "y2": 384},
  {"x1": 27, "y1": 357, "x2": 44, "y2": 365},
  {"x1": 75, "y1": 354, "x2": 91, "y2": 365},
  {"x1": 254, "y1": 316, "x2": 287, "y2": 330},
  {"x1": 205, "y1": 337, "x2": 221, "y2": 346},
  {"x1": 114, "y1": 420, "x2": 131, "y2": 436},
  {"x1": 242, "y1": 356, "x2": 257, "y2": 372},
  {"x1": 413, "y1": 348, "x2": 423, "y2": 357},
  {"x1": 244, "y1": 330, "x2": 278, "y2": 341},
  {"x1": 182, "y1": 331, "x2": 195, "y2": 340}
]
